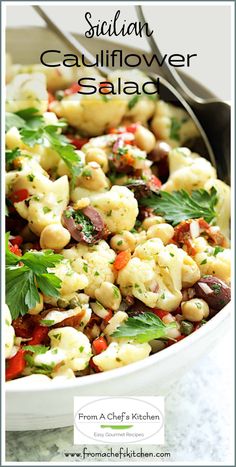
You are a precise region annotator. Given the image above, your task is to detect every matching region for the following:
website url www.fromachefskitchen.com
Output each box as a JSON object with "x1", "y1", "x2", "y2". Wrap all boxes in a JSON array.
[{"x1": 64, "y1": 447, "x2": 171, "y2": 460}]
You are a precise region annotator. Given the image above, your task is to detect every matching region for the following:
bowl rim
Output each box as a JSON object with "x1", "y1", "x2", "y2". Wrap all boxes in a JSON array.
[
  {"x1": 6, "y1": 303, "x2": 231, "y2": 393},
  {"x1": 5, "y1": 26, "x2": 230, "y2": 394}
]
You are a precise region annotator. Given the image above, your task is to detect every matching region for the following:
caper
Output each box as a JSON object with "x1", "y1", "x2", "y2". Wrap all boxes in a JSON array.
[
  {"x1": 69, "y1": 296, "x2": 80, "y2": 308},
  {"x1": 180, "y1": 320, "x2": 194, "y2": 335},
  {"x1": 57, "y1": 297, "x2": 69, "y2": 308}
]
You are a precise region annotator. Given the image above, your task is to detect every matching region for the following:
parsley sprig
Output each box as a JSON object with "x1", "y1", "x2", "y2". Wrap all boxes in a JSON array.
[
  {"x1": 112, "y1": 312, "x2": 176, "y2": 343},
  {"x1": 5, "y1": 108, "x2": 83, "y2": 185},
  {"x1": 6, "y1": 234, "x2": 63, "y2": 319},
  {"x1": 140, "y1": 187, "x2": 218, "y2": 226}
]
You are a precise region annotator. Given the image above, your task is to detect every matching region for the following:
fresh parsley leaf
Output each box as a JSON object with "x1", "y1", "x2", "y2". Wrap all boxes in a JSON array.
[
  {"x1": 140, "y1": 187, "x2": 218, "y2": 226},
  {"x1": 6, "y1": 266, "x2": 40, "y2": 319},
  {"x1": 20, "y1": 127, "x2": 44, "y2": 146},
  {"x1": 112, "y1": 312, "x2": 176, "y2": 343},
  {"x1": 36, "y1": 273, "x2": 61, "y2": 298},
  {"x1": 170, "y1": 117, "x2": 182, "y2": 141},
  {"x1": 7, "y1": 108, "x2": 82, "y2": 184},
  {"x1": 24, "y1": 345, "x2": 49, "y2": 354},
  {"x1": 16, "y1": 108, "x2": 44, "y2": 129},
  {"x1": 5, "y1": 112, "x2": 25, "y2": 132},
  {"x1": 6, "y1": 235, "x2": 63, "y2": 319},
  {"x1": 11, "y1": 249, "x2": 63, "y2": 274},
  {"x1": 5, "y1": 147, "x2": 21, "y2": 166}
]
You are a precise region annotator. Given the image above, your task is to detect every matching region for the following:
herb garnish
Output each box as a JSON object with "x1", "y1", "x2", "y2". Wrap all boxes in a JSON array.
[
  {"x1": 112, "y1": 312, "x2": 176, "y2": 343},
  {"x1": 140, "y1": 187, "x2": 218, "y2": 226},
  {"x1": 6, "y1": 233, "x2": 62, "y2": 319},
  {"x1": 6, "y1": 108, "x2": 83, "y2": 185}
]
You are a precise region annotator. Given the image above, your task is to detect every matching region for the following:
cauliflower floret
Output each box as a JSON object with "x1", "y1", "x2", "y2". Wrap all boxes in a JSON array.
[
  {"x1": 62, "y1": 241, "x2": 116, "y2": 298},
  {"x1": 91, "y1": 186, "x2": 138, "y2": 233},
  {"x1": 93, "y1": 341, "x2": 151, "y2": 371},
  {"x1": 204, "y1": 179, "x2": 230, "y2": 238},
  {"x1": 6, "y1": 73, "x2": 48, "y2": 114},
  {"x1": 4, "y1": 304, "x2": 15, "y2": 359},
  {"x1": 5, "y1": 111, "x2": 84, "y2": 179},
  {"x1": 11, "y1": 167, "x2": 69, "y2": 236},
  {"x1": 117, "y1": 238, "x2": 200, "y2": 311},
  {"x1": 162, "y1": 147, "x2": 216, "y2": 192},
  {"x1": 151, "y1": 100, "x2": 199, "y2": 147},
  {"x1": 191, "y1": 237, "x2": 231, "y2": 283},
  {"x1": 6, "y1": 157, "x2": 44, "y2": 195},
  {"x1": 12, "y1": 63, "x2": 77, "y2": 92},
  {"x1": 108, "y1": 70, "x2": 156, "y2": 125},
  {"x1": 53, "y1": 79, "x2": 127, "y2": 136},
  {"x1": 49, "y1": 259, "x2": 89, "y2": 296},
  {"x1": 33, "y1": 327, "x2": 91, "y2": 374}
]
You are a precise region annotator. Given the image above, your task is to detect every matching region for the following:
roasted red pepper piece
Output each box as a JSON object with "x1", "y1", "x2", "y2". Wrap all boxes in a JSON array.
[{"x1": 6, "y1": 349, "x2": 26, "y2": 381}]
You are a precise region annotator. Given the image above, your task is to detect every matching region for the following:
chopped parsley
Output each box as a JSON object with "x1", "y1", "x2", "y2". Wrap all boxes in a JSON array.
[
  {"x1": 24, "y1": 345, "x2": 49, "y2": 354},
  {"x1": 128, "y1": 95, "x2": 140, "y2": 110},
  {"x1": 43, "y1": 206, "x2": 52, "y2": 214},
  {"x1": 27, "y1": 173, "x2": 35, "y2": 182},
  {"x1": 213, "y1": 246, "x2": 224, "y2": 256},
  {"x1": 113, "y1": 286, "x2": 120, "y2": 299},
  {"x1": 211, "y1": 283, "x2": 222, "y2": 294},
  {"x1": 200, "y1": 259, "x2": 208, "y2": 265}
]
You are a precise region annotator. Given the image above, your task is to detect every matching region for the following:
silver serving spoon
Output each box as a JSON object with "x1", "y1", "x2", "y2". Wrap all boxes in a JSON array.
[
  {"x1": 34, "y1": 6, "x2": 229, "y2": 182},
  {"x1": 136, "y1": 6, "x2": 230, "y2": 183}
]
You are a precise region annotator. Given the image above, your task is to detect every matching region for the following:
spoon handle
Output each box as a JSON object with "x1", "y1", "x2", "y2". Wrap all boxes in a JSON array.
[
  {"x1": 135, "y1": 5, "x2": 201, "y2": 106},
  {"x1": 33, "y1": 5, "x2": 109, "y2": 77}
]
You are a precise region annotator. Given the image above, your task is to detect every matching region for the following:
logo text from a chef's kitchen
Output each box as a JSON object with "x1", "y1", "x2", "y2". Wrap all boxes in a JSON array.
[{"x1": 74, "y1": 397, "x2": 165, "y2": 445}]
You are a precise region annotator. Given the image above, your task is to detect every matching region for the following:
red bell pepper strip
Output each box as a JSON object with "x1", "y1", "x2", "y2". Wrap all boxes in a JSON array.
[
  {"x1": 6, "y1": 349, "x2": 26, "y2": 381},
  {"x1": 152, "y1": 309, "x2": 169, "y2": 320},
  {"x1": 10, "y1": 236, "x2": 23, "y2": 246},
  {"x1": 9, "y1": 189, "x2": 29, "y2": 204},
  {"x1": 92, "y1": 336, "x2": 108, "y2": 355},
  {"x1": 113, "y1": 250, "x2": 131, "y2": 271},
  {"x1": 27, "y1": 326, "x2": 49, "y2": 345}
]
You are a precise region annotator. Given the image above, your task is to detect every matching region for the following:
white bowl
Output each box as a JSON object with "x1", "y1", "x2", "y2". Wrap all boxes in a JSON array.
[{"x1": 5, "y1": 27, "x2": 231, "y2": 431}]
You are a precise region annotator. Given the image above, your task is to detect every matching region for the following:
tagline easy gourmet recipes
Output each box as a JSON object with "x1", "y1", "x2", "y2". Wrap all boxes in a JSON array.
[{"x1": 5, "y1": 58, "x2": 231, "y2": 382}]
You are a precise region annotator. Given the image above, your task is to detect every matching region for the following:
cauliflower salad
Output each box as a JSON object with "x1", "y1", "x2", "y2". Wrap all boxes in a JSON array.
[{"x1": 5, "y1": 56, "x2": 231, "y2": 382}]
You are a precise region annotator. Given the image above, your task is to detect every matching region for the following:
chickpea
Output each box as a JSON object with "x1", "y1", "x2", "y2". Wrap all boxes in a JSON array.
[
  {"x1": 85, "y1": 148, "x2": 109, "y2": 173},
  {"x1": 110, "y1": 231, "x2": 136, "y2": 252},
  {"x1": 95, "y1": 282, "x2": 121, "y2": 311},
  {"x1": 147, "y1": 223, "x2": 174, "y2": 245},
  {"x1": 40, "y1": 224, "x2": 71, "y2": 250},
  {"x1": 134, "y1": 125, "x2": 156, "y2": 153},
  {"x1": 162, "y1": 312, "x2": 181, "y2": 339},
  {"x1": 78, "y1": 162, "x2": 109, "y2": 191},
  {"x1": 73, "y1": 198, "x2": 90, "y2": 210},
  {"x1": 181, "y1": 298, "x2": 209, "y2": 322},
  {"x1": 28, "y1": 293, "x2": 44, "y2": 315},
  {"x1": 142, "y1": 216, "x2": 165, "y2": 230}
]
